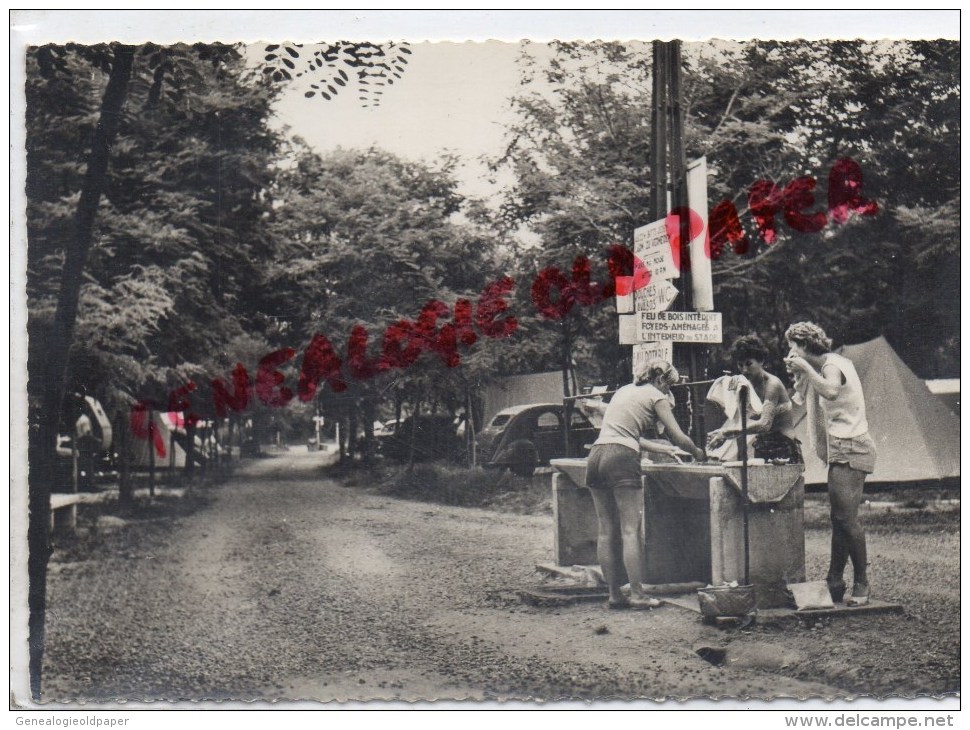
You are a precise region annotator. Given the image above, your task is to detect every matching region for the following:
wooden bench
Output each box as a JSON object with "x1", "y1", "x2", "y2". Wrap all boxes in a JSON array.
[
  {"x1": 49, "y1": 491, "x2": 111, "y2": 533},
  {"x1": 49, "y1": 493, "x2": 82, "y2": 533}
]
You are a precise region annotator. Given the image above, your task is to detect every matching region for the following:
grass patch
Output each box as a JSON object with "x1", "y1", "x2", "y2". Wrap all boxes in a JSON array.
[
  {"x1": 806, "y1": 482, "x2": 961, "y2": 502},
  {"x1": 803, "y1": 492, "x2": 959, "y2": 534},
  {"x1": 380, "y1": 463, "x2": 500, "y2": 505},
  {"x1": 49, "y1": 486, "x2": 216, "y2": 564},
  {"x1": 323, "y1": 460, "x2": 553, "y2": 514}
]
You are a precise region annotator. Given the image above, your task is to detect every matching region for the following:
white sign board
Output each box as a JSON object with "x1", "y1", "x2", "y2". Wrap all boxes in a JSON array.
[
  {"x1": 632, "y1": 341, "x2": 674, "y2": 371},
  {"x1": 633, "y1": 219, "x2": 678, "y2": 282},
  {"x1": 634, "y1": 279, "x2": 678, "y2": 313},
  {"x1": 632, "y1": 311, "x2": 723, "y2": 343}
]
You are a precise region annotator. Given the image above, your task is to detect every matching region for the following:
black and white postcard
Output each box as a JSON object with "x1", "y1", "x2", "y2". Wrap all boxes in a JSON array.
[{"x1": 10, "y1": 9, "x2": 961, "y2": 718}]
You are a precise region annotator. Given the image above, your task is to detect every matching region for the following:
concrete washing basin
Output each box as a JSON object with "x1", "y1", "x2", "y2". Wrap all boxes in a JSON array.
[
  {"x1": 548, "y1": 456, "x2": 808, "y2": 607},
  {"x1": 550, "y1": 458, "x2": 802, "y2": 503}
]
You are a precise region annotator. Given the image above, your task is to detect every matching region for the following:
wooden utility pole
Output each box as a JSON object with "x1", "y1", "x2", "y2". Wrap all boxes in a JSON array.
[
  {"x1": 649, "y1": 41, "x2": 668, "y2": 222},
  {"x1": 651, "y1": 40, "x2": 698, "y2": 380},
  {"x1": 649, "y1": 40, "x2": 711, "y2": 444}
]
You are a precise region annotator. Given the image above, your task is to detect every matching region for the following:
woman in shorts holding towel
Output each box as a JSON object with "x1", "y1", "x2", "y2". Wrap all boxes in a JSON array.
[
  {"x1": 583, "y1": 359, "x2": 706, "y2": 610},
  {"x1": 784, "y1": 322, "x2": 876, "y2": 606}
]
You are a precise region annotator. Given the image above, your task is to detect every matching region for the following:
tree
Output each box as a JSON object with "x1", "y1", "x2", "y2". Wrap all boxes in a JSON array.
[
  {"x1": 24, "y1": 39, "x2": 411, "y2": 699},
  {"x1": 26, "y1": 42, "x2": 136, "y2": 702},
  {"x1": 258, "y1": 41, "x2": 412, "y2": 107},
  {"x1": 695, "y1": 40, "x2": 959, "y2": 374},
  {"x1": 495, "y1": 42, "x2": 662, "y2": 391},
  {"x1": 263, "y1": 145, "x2": 514, "y2": 462},
  {"x1": 496, "y1": 40, "x2": 959, "y2": 386}
]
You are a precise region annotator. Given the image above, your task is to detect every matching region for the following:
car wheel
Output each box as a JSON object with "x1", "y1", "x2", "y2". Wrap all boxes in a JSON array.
[{"x1": 508, "y1": 440, "x2": 538, "y2": 478}]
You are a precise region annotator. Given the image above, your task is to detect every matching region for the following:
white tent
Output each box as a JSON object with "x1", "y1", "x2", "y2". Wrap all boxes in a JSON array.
[
  {"x1": 793, "y1": 337, "x2": 960, "y2": 485},
  {"x1": 129, "y1": 411, "x2": 190, "y2": 469},
  {"x1": 926, "y1": 378, "x2": 960, "y2": 417},
  {"x1": 482, "y1": 371, "x2": 566, "y2": 423}
]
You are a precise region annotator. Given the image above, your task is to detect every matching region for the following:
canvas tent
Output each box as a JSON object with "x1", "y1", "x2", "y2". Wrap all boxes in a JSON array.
[
  {"x1": 129, "y1": 411, "x2": 191, "y2": 469},
  {"x1": 926, "y1": 378, "x2": 960, "y2": 417},
  {"x1": 792, "y1": 336, "x2": 960, "y2": 485},
  {"x1": 483, "y1": 371, "x2": 566, "y2": 423}
]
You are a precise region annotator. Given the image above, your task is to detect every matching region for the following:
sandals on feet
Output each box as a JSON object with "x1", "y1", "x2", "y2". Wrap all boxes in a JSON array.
[
  {"x1": 628, "y1": 596, "x2": 663, "y2": 610},
  {"x1": 846, "y1": 583, "x2": 869, "y2": 607},
  {"x1": 607, "y1": 597, "x2": 662, "y2": 610}
]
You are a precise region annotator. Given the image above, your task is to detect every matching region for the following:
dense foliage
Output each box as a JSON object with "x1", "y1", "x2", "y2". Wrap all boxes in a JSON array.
[
  {"x1": 262, "y1": 144, "x2": 521, "y2": 453},
  {"x1": 27, "y1": 45, "x2": 283, "y2": 414},
  {"x1": 496, "y1": 40, "x2": 959, "y2": 380},
  {"x1": 25, "y1": 38, "x2": 960, "y2": 466},
  {"x1": 21, "y1": 36, "x2": 960, "y2": 702}
]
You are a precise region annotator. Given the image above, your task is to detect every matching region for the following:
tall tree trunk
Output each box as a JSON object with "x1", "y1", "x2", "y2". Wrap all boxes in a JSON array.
[
  {"x1": 348, "y1": 406, "x2": 358, "y2": 461},
  {"x1": 214, "y1": 420, "x2": 222, "y2": 472},
  {"x1": 185, "y1": 420, "x2": 197, "y2": 482},
  {"x1": 361, "y1": 397, "x2": 376, "y2": 466},
  {"x1": 147, "y1": 407, "x2": 156, "y2": 497},
  {"x1": 28, "y1": 44, "x2": 136, "y2": 699},
  {"x1": 561, "y1": 319, "x2": 574, "y2": 456},
  {"x1": 338, "y1": 417, "x2": 346, "y2": 460},
  {"x1": 117, "y1": 411, "x2": 132, "y2": 506},
  {"x1": 407, "y1": 398, "x2": 422, "y2": 471},
  {"x1": 169, "y1": 428, "x2": 176, "y2": 487},
  {"x1": 466, "y1": 388, "x2": 477, "y2": 468}
]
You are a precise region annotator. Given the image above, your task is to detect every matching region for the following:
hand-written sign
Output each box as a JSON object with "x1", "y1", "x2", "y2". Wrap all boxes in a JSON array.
[
  {"x1": 632, "y1": 341, "x2": 674, "y2": 370},
  {"x1": 633, "y1": 220, "x2": 678, "y2": 282},
  {"x1": 633, "y1": 311, "x2": 723, "y2": 343},
  {"x1": 634, "y1": 279, "x2": 678, "y2": 313}
]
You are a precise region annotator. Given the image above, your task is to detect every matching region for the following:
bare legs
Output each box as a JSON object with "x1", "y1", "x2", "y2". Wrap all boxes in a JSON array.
[
  {"x1": 590, "y1": 485, "x2": 647, "y2": 603},
  {"x1": 827, "y1": 463, "x2": 868, "y2": 598}
]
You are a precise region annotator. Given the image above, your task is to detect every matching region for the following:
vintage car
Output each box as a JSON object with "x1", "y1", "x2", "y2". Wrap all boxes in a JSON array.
[
  {"x1": 378, "y1": 414, "x2": 462, "y2": 463},
  {"x1": 475, "y1": 403, "x2": 598, "y2": 477}
]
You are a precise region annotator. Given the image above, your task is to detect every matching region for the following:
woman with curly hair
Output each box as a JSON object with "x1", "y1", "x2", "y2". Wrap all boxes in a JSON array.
[
  {"x1": 706, "y1": 334, "x2": 802, "y2": 463},
  {"x1": 784, "y1": 322, "x2": 876, "y2": 607},
  {"x1": 582, "y1": 359, "x2": 706, "y2": 610}
]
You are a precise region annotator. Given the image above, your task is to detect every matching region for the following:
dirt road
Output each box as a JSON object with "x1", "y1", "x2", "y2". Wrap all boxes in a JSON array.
[{"x1": 41, "y1": 450, "x2": 958, "y2": 703}]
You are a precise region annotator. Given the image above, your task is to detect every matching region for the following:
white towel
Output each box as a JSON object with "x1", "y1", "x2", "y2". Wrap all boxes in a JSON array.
[
  {"x1": 794, "y1": 374, "x2": 828, "y2": 463},
  {"x1": 706, "y1": 375, "x2": 762, "y2": 461},
  {"x1": 706, "y1": 375, "x2": 763, "y2": 417}
]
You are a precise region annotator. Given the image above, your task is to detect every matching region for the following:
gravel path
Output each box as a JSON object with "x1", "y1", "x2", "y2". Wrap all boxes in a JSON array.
[{"x1": 41, "y1": 450, "x2": 959, "y2": 703}]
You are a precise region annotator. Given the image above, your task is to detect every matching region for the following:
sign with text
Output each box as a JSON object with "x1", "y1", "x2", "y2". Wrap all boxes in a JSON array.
[
  {"x1": 634, "y1": 279, "x2": 678, "y2": 313},
  {"x1": 632, "y1": 341, "x2": 674, "y2": 371},
  {"x1": 632, "y1": 311, "x2": 723, "y2": 343},
  {"x1": 633, "y1": 219, "x2": 678, "y2": 281}
]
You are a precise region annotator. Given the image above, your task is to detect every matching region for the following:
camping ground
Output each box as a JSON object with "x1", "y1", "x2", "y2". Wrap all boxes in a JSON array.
[
  {"x1": 40, "y1": 449, "x2": 959, "y2": 703},
  {"x1": 793, "y1": 337, "x2": 960, "y2": 486}
]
